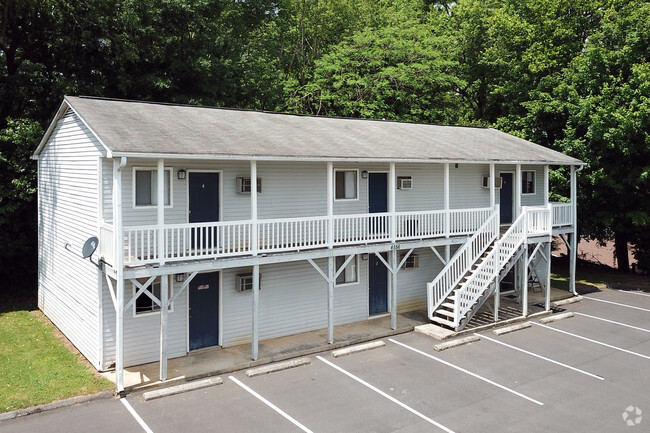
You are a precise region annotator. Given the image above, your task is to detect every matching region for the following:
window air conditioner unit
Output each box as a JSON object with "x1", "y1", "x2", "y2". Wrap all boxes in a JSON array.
[
  {"x1": 236, "y1": 177, "x2": 262, "y2": 194},
  {"x1": 236, "y1": 273, "x2": 260, "y2": 292},
  {"x1": 482, "y1": 176, "x2": 503, "y2": 189},
  {"x1": 397, "y1": 176, "x2": 413, "y2": 190},
  {"x1": 401, "y1": 253, "x2": 419, "y2": 270}
]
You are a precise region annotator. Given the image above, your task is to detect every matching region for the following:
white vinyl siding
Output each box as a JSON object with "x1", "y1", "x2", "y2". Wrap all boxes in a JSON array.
[
  {"x1": 101, "y1": 278, "x2": 187, "y2": 368},
  {"x1": 221, "y1": 258, "x2": 370, "y2": 347},
  {"x1": 449, "y1": 164, "x2": 491, "y2": 209},
  {"x1": 395, "y1": 164, "x2": 444, "y2": 211},
  {"x1": 396, "y1": 248, "x2": 446, "y2": 312},
  {"x1": 37, "y1": 109, "x2": 106, "y2": 369}
]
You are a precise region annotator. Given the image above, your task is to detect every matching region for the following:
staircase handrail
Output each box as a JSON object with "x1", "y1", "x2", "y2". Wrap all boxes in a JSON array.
[
  {"x1": 454, "y1": 208, "x2": 530, "y2": 327},
  {"x1": 427, "y1": 208, "x2": 499, "y2": 320}
]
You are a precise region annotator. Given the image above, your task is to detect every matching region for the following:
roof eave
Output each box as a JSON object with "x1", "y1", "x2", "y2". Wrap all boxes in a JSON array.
[{"x1": 108, "y1": 151, "x2": 584, "y2": 166}]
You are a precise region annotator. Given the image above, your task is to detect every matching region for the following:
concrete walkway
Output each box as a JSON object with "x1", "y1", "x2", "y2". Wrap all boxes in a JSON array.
[
  {"x1": 102, "y1": 310, "x2": 429, "y2": 392},
  {"x1": 103, "y1": 288, "x2": 576, "y2": 394}
]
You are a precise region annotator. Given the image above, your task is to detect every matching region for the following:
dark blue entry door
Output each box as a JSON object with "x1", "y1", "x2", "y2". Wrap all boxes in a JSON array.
[
  {"x1": 500, "y1": 173, "x2": 514, "y2": 224},
  {"x1": 369, "y1": 172, "x2": 388, "y2": 235},
  {"x1": 189, "y1": 172, "x2": 220, "y2": 223},
  {"x1": 369, "y1": 253, "x2": 388, "y2": 315},
  {"x1": 368, "y1": 173, "x2": 388, "y2": 214},
  {"x1": 189, "y1": 172, "x2": 220, "y2": 248},
  {"x1": 189, "y1": 272, "x2": 220, "y2": 350}
]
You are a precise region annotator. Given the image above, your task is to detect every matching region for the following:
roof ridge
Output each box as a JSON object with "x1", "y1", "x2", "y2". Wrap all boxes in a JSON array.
[{"x1": 69, "y1": 95, "x2": 488, "y2": 130}]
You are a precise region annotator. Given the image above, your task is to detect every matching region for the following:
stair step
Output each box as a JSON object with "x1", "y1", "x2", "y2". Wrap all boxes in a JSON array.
[
  {"x1": 437, "y1": 309, "x2": 455, "y2": 318},
  {"x1": 431, "y1": 316, "x2": 455, "y2": 328},
  {"x1": 441, "y1": 302, "x2": 455, "y2": 309}
]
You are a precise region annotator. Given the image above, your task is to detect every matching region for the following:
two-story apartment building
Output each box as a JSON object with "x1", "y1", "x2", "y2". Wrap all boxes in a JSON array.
[{"x1": 34, "y1": 96, "x2": 584, "y2": 393}]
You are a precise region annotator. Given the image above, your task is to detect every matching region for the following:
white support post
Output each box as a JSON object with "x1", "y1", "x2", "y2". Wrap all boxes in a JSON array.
[
  {"x1": 251, "y1": 161, "x2": 260, "y2": 360},
  {"x1": 251, "y1": 161, "x2": 258, "y2": 256},
  {"x1": 570, "y1": 165, "x2": 577, "y2": 295},
  {"x1": 156, "y1": 159, "x2": 168, "y2": 382},
  {"x1": 113, "y1": 157, "x2": 126, "y2": 394},
  {"x1": 522, "y1": 210, "x2": 529, "y2": 317},
  {"x1": 157, "y1": 159, "x2": 165, "y2": 262},
  {"x1": 515, "y1": 164, "x2": 522, "y2": 217},
  {"x1": 545, "y1": 241, "x2": 552, "y2": 311},
  {"x1": 159, "y1": 274, "x2": 169, "y2": 381},
  {"x1": 544, "y1": 165, "x2": 549, "y2": 206},
  {"x1": 327, "y1": 256, "x2": 334, "y2": 344},
  {"x1": 489, "y1": 163, "x2": 496, "y2": 210},
  {"x1": 327, "y1": 162, "x2": 334, "y2": 248},
  {"x1": 389, "y1": 163, "x2": 396, "y2": 242},
  {"x1": 493, "y1": 242, "x2": 500, "y2": 322},
  {"x1": 252, "y1": 264, "x2": 260, "y2": 360},
  {"x1": 391, "y1": 248, "x2": 398, "y2": 330},
  {"x1": 444, "y1": 163, "x2": 450, "y2": 262}
]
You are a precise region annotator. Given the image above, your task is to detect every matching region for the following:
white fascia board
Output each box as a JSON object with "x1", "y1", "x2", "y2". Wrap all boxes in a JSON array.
[
  {"x1": 32, "y1": 97, "x2": 113, "y2": 159},
  {"x1": 109, "y1": 151, "x2": 583, "y2": 167},
  {"x1": 32, "y1": 100, "x2": 70, "y2": 159}
]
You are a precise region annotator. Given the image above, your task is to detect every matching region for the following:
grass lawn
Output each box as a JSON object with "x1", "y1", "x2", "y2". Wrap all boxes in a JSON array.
[
  {"x1": 0, "y1": 309, "x2": 113, "y2": 413},
  {"x1": 551, "y1": 258, "x2": 650, "y2": 293}
]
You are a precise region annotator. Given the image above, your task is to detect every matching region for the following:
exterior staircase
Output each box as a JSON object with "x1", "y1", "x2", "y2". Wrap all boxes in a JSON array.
[{"x1": 427, "y1": 206, "x2": 551, "y2": 331}]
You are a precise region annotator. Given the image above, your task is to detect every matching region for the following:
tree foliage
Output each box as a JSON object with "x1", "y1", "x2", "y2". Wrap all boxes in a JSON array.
[{"x1": 2, "y1": 0, "x2": 650, "y2": 291}]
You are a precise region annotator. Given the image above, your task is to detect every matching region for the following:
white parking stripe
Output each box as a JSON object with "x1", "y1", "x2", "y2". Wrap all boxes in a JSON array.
[
  {"x1": 575, "y1": 312, "x2": 650, "y2": 333},
  {"x1": 229, "y1": 376, "x2": 314, "y2": 433},
  {"x1": 531, "y1": 322, "x2": 650, "y2": 360},
  {"x1": 615, "y1": 289, "x2": 650, "y2": 298},
  {"x1": 316, "y1": 355, "x2": 456, "y2": 433},
  {"x1": 474, "y1": 333, "x2": 604, "y2": 380},
  {"x1": 388, "y1": 338, "x2": 544, "y2": 406},
  {"x1": 120, "y1": 398, "x2": 154, "y2": 433},
  {"x1": 582, "y1": 296, "x2": 650, "y2": 312}
]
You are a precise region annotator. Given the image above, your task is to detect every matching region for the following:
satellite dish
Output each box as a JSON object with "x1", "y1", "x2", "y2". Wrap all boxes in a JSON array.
[{"x1": 82, "y1": 236, "x2": 99, "y2": 259}]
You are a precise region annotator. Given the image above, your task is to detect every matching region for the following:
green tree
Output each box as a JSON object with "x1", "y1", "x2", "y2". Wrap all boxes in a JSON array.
[
  {"x1": 553, "y1": 1, "x2": 650, "y2": 271},
  {"x1": 287, "y1": 18, "x2": 464, "y2": 123}
]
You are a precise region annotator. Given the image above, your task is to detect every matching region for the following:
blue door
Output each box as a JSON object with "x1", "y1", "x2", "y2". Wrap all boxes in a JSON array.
[
  {"x1": 189, "y1": 172, "x2": 220, "y2": 223},
  {"x1": 500, "y1": 173, "x2": 514, "y2": 224},
  {"x1": 368, "y1": 173, "x2": 388, "y2": 214},
  {"x1": 369, "y1": 253, "x2": 388, "y2": 315},
  {"x1": 189, "y1": 272, "x2": 220, "y2": 350},
  {"x1": 369, "y1": 172, "x2": 388, "y2": 234},
  {"x1": 189, "y1": 172, "x2": 220, "y2": 247}
]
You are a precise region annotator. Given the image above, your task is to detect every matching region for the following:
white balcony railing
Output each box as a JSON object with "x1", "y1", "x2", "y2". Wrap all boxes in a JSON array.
[
  {"x1": 98, "y1": 204, "x2": 573, "y2": 267},
  {"x1": 551, "y1": 202, "x2": 573, "y2": 227},
  {"x1": 99, "y1": 208, "x2": 495, "y2": 266}
]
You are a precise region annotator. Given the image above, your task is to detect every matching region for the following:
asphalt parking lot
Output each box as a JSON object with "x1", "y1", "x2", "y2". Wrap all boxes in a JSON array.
[{"x1": 2, "y1": 288, "x2": 649, "y2": 433}]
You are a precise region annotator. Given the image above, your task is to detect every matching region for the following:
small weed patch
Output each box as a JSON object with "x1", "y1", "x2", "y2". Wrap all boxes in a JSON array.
[{"x1": 0, "y1": 310, "x2": 113, "y2": 413}]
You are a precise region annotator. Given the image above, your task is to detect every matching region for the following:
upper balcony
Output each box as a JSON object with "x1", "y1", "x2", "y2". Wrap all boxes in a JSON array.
[{"x1": 98, "y1": 203, "x2": 574, "y2": 269}]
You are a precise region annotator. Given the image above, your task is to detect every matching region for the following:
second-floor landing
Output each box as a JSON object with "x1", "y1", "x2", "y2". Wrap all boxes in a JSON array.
[
  {"x1": 97, "y1": 156, "x2": 579, "y2": 278},
  {"x1": 98, "y1": 202, "x2": 574, "y2": 279}
]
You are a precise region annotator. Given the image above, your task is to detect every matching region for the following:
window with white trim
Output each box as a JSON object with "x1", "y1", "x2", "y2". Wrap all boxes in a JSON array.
[
  {"x1": 134, "y1": 168, "x2": 171, "y2": 206},
  {"x1": 335, "y1": 170, "x2": 358, "y2": 200},
  {"x1": 134, "y1": 279, "x2": 173, "y2": 315},
  {"x1": 335, "y1": 255, "x2": 358, "y2": 285},
  {"x1": 522, "y1": 170, "x2": 535, "y2": 194}
]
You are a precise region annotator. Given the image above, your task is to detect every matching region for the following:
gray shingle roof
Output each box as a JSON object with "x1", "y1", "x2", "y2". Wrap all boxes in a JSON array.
[{"x1": 54, "y1": 96, "x2": 583, "y2": 165}]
